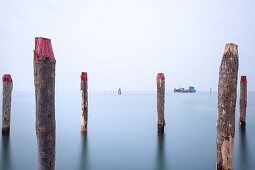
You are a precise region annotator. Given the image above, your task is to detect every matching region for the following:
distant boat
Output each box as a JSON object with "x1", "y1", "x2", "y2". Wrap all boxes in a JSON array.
[{"x1": 174, "y1": 86, "x2": 196, "y2": 93}]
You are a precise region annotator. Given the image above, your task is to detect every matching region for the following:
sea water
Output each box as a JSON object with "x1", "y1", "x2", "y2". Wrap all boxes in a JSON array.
[{"x1": 0, "y1": 91, "x2": 255, "y2": 170}]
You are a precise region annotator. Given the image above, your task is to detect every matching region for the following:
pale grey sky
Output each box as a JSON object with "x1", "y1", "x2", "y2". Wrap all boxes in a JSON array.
[{"x1": 0, "y1": 0, "x2": 254, "y2": 91}]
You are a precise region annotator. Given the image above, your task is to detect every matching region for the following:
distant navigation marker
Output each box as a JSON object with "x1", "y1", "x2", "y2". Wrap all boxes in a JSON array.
[{"x1": 118, "y1": 88, "x2": 121, "y2": 95}]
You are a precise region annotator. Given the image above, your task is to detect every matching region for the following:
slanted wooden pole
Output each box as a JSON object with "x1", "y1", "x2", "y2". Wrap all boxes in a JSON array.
[
  {"x1": 2, "y1": 74, "x2": 13, "y2": 134},
  {"x1": 157, "y1": 73, "x2": 165, "y2": 133},
  {"x1": 239, "y1": 76, "x2": 247, "y2": 128},
  {"x1": 81, "y1": 72, "x2": 88, "y2": 132},
  {"x1": 216, "y1": 43, "x2": 239, "y2": 170},
  {"x1": 34, "y1": 37, "x2": 56, "y2": 170}
]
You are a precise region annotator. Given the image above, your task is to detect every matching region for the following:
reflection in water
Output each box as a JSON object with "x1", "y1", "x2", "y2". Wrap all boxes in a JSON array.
[
  {"x1": 156, "y1": 133, "x2": 166, "y2": 170},
  {"x1": 1, "y1": 134, "x2": 11, "y2": 170},
  {"x1": 80, "y1": 132, "x2": 89, "y2": 170},
  {"x1": 239, "y1": 128, "x2": 249, "y2": 168}
]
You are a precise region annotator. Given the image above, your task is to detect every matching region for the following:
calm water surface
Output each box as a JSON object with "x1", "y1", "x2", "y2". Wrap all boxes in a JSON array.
[{"x1": 0, "y1": 91, "x2": 255, "y2": 170}]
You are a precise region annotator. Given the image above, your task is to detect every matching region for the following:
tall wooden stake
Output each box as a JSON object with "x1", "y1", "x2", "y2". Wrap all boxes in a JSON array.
[
  {"x1": 216, "y1": 43, "x2": 239, "y2": 170},
  {"x1": 81, "y1": 72, "x2": 88, "y2": 132},
  {"x1": 2, "y1": 74, "x2": 13, "y2": 134},
  {"x1": 239, "y1": 76, "x2": 247, "y2": 128},
  {"x1": 34, "y1": 37, "x2": 56, "y2": 170},
  {"x1": 157, "y1": 73, "x2": 165, "y2": 133}
]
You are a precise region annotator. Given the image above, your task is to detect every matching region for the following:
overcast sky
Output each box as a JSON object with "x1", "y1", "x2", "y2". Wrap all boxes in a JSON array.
[{"x1": 0, "y1": 0, "x2": 254, "y2": 91}]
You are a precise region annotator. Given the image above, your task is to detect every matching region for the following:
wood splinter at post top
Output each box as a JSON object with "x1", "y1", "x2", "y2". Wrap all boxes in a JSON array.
[
  {"x1": 81, "y1": 72, "x2": 87, "y2": 81},
  {"x1": 34, "y1": 37, "x2": 55, "y2": 61},
  {"x1": 224, "y1": 43, "x2": 238, "y2": 56}
]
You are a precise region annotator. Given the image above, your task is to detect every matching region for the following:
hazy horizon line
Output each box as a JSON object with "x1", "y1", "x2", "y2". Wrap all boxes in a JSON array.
[{"x1": 3, "y1": 90, "x2": 255, "y2": 93}]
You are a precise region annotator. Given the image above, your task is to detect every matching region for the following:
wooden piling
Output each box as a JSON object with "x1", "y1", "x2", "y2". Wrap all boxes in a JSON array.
[
  {"x1": 239, "y1": 76, "x2": 247, "y2": 128},
  {"x1": 81, "y1": 72, "x2": 88, "y2": 132},
  {"x1": 2, "y1": 74, "x2": 13, "y2": 134},
  {"x1": 216, "y1": 43, "x2": 239, "y2": 170},
  {"x1": 33, "y1": 37, "x2": 56, "y2": 170},
  {"x1": 157, "y1": 73, "x2": 165, "y2": 133}
]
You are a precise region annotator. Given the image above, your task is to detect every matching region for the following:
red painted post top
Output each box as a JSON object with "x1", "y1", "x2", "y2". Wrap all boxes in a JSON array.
[
  {"x1": 241, "y1": 76, "x2": 247, "y2": 83},
  {"x1": 2, "y1": 74, "x2": 12, "y2": 82},
  {"x1": 34, "y1": 37, "x2": 55, "y2": 61},
  {"x1": 157, "y1": 73, "x2": 165, "y2": 80},
  {"x1": 81, "y1": 72, "x2": 87, "y2": 81}
]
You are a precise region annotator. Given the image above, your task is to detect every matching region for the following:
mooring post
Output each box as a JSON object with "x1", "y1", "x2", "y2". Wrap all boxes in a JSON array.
[
  {"x1": 157, "y1": 73, "x2": 165, "y2": 133},
  {"x1": 2, "y1": 74, "x2": 13, "y2": 134},
  {"x1": 81, "y1": 72, "x2": 88, "y2": 132},
  {"x1": 33, "y1": 37, "x2": 56, "y2": 170},
  {"x1": 239, "y1": 76, "x2": 247, "y2": 128},
  {"x1": 216, "y1": 43, "x2": 239, "y2": 170}
]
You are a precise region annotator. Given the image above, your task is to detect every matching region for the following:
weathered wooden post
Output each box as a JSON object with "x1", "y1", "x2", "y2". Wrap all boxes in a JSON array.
[
  {"x1": 2, "y1": 74, "x2": 13, "y2": 134},
  {"x1": 216, "y1": 43, "x2": 239, "y2": 170},
  {"x1": 34, "y1": 37, "x2": 56, "y2": 170},
  {"x1": 239, "y1": 76, "x2": 247, "y2": 128},
  {"x1": 157, "y1": 73, "x2": 165, "y2": 133},
  {"x1": 81, "y1": 72, "x2": 88, "y2": 132}
]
